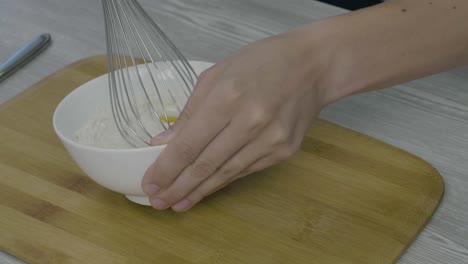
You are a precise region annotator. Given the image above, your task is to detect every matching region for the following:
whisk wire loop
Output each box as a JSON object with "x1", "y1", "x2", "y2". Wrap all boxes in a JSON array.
[{"x1": 102, "y1": 0, "x2": 198, "y2": 147}]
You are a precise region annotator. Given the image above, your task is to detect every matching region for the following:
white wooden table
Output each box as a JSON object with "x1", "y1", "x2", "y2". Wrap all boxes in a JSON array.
[{"x1": 1, "y1": 0, "x2": 467, "y2": 263}]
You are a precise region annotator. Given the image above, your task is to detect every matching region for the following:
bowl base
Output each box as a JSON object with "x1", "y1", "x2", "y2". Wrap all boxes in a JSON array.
[{"x1": 125, "y1": 195, "x2": 151, "y2": 206}]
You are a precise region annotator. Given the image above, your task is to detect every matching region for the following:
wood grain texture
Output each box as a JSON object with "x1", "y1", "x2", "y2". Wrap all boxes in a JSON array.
[
  {"x1": 0, "y1": 56, "x2": 444, "y2": 263},
  {"x1": 1, "y1": 0, "x2": 467, "y2": 263}
]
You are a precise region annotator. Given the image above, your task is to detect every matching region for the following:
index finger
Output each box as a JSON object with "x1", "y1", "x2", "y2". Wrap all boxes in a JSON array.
[{"x1": 142, "y1": 88, "x2": 231, "y2": 194}]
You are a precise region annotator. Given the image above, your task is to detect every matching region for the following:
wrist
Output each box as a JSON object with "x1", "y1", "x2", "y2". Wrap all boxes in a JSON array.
[
  {"x1": 278, "y1": 22, "x2": 342, "y2": 108},
  {"x1": 281, "y1": 17, "x2": 366, "y2": 107}
]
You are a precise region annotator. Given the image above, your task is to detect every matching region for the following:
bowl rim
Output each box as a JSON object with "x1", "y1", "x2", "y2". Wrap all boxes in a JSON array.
[{"x1": 52, "y1": 61, "x2": 213, "y2": 153}]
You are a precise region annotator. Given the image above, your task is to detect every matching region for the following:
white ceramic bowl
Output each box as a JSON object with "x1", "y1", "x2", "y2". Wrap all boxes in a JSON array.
[{"x1": 53, "y1": 61, "x2": 213, "y2": 205}]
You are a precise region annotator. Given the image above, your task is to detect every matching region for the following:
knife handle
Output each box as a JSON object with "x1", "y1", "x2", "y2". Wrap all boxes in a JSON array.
[{"x1": 0, "y1": 33, "x2": 52, "y2": 83}]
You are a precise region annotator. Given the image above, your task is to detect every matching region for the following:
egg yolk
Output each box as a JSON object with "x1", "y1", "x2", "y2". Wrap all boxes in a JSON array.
[{"x1": 159, "y1": 115, "x2": 177, "y2": 123}]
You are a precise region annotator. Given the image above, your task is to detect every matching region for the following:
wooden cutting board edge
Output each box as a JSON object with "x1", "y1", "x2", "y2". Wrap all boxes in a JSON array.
[{"x1": 0, "y1": 55, "x2": 445, "y2": 263}]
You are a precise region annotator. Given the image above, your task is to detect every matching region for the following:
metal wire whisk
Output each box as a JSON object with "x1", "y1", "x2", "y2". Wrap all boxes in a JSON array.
[{"x1": 102, "y1": 0, "x2": 197, "y2": 148}]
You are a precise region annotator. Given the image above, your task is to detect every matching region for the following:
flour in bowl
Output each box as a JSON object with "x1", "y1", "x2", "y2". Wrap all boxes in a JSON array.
[
  {"x1": 73, "y1": 106, "x2": 131, "y2": 149},
  {"x1": 73, "y1": 102, "x2": 177, "y2": 149}
]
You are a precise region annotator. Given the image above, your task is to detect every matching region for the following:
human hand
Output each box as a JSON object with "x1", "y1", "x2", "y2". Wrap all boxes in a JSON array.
[{"x1": 142, "y1": 29, "x2": 334, "y2": 212}]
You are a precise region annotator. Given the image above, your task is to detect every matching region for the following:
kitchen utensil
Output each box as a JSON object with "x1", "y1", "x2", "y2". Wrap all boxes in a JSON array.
[
  {"x1": 53, "y1": 60, "x2": 212, "y2": 205},
  {"x1": 0, "y1": 33, "x2": 51, "y2": 83},
  {"x1": 102, "y1": 0, "x2": 197, "y2": 147}
]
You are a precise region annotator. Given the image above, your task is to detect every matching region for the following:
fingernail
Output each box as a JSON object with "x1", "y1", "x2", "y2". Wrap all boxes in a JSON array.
[
  {"x1": 172, "y1": 199, "x2": 192, "y2": 212},
  {"x1": 151, "y1": 198, "x2": 167, "y2": 209},
  {"x1": 143, "y1": 184, "x2": 160, "y2": 196}
]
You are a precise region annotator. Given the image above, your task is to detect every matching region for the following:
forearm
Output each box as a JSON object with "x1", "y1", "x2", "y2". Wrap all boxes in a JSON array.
[{"x1": 294, "y1": 0, "x2": 468, "y2": 104}]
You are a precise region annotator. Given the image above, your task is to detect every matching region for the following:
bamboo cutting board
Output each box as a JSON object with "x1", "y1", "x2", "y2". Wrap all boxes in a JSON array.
[{"x1": 0, "y1": 56, "x2": 444, "y2": 264}]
